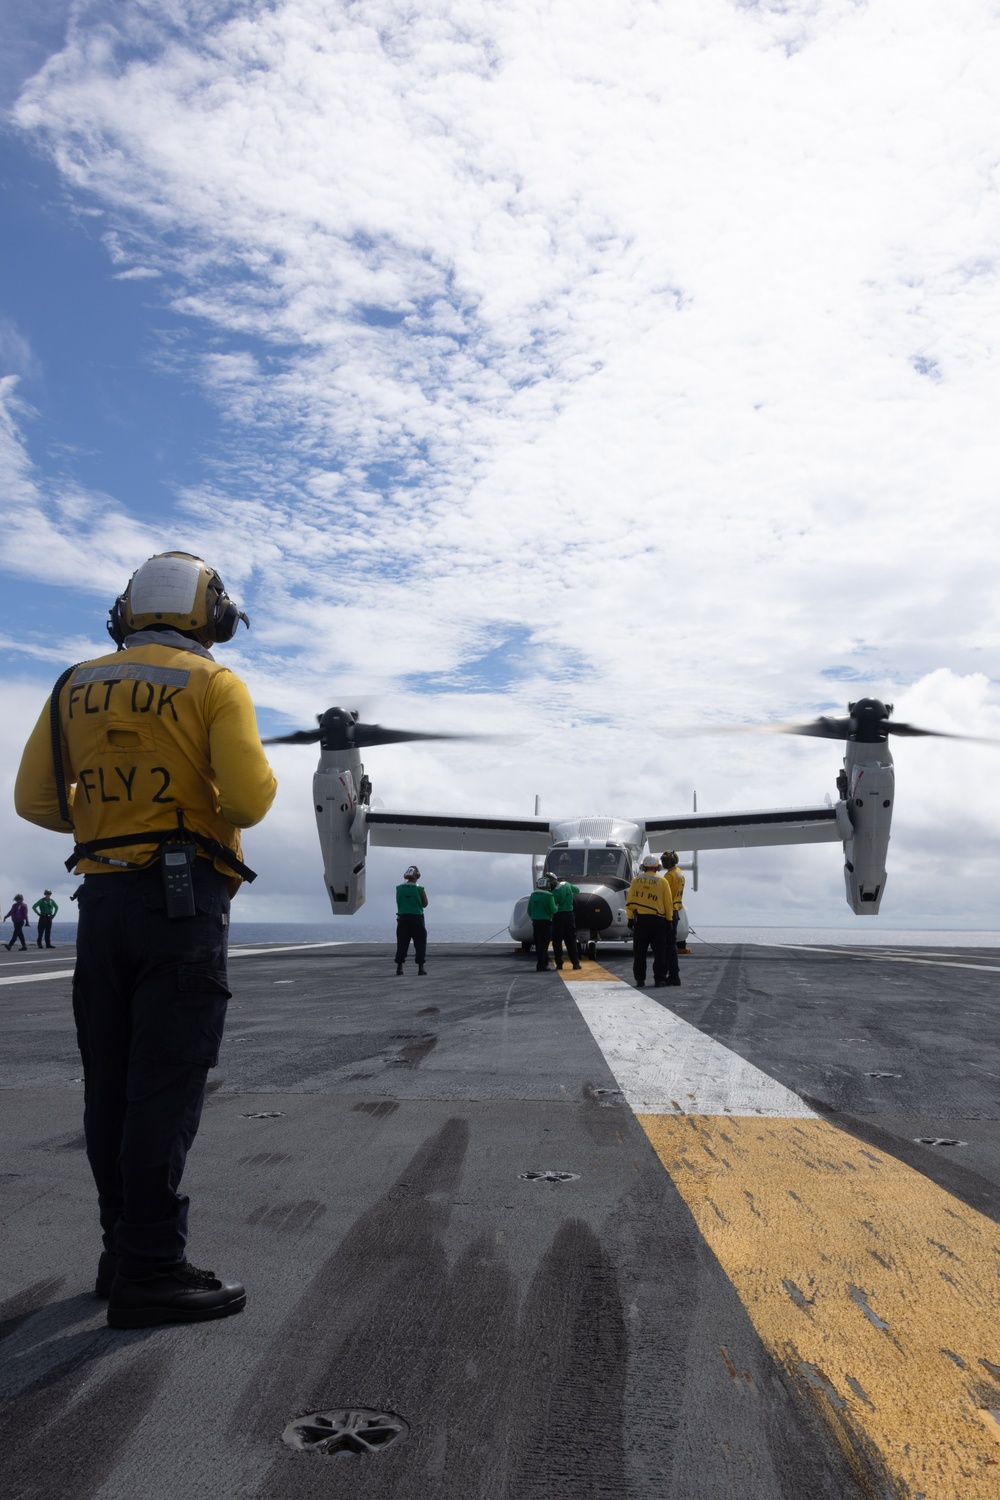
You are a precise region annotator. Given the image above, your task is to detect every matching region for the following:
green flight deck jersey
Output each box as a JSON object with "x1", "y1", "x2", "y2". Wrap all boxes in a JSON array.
[
  {"x1": 526, "y1": 889, "x2": 557, "y2": 921},
  {"x1": 32, "y1": 896, "x2": 58, "y2": 918},
  {"x1": 552, "y1": 881, "x2": 579, "y2": 913},
  {"x1": 396, "y1": 882, "x2": 427, "y2": 916}
]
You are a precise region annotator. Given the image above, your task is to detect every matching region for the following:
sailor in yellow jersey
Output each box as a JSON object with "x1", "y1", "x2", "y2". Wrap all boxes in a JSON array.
[
  {"x1": 626, "y1": 853, "x2": 680, "y2": 988},
  {"x1": 660, "y1": 850, "x2": 690, "y2": 953},
  {"x1": 15, "y1": 552, "x2": 276, "y2": 1330}
]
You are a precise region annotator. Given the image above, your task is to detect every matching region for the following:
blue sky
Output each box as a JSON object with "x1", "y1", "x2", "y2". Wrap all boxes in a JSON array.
[{"x1": 3, "y1": 0, "x2": 1000, "y2": 928}]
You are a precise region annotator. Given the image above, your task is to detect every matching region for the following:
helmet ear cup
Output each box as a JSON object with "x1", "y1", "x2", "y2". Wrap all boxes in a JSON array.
[
  {"x1": 207, "y1": 572, "x2": 248, "y2": 642},
  {"x1": 213, "y1": 597, "x2": 241, "y2": 642},
  {"x1": 107, "y1": 595, "x2": 127, "y2": 647}
]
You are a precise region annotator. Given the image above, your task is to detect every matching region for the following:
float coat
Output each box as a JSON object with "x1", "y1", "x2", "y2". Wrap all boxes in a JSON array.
[
  {"x1": 15, "y1": 643, "x2": 276, "y2": 889},
  {"x1": 626, "y1": 873, "x2": 673, "y2": 920},
  {"x1": 664, "y1": 867, "x2": 685, "y2": 914}
]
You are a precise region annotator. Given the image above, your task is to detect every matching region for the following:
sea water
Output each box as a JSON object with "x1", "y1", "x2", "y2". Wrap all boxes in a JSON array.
[
  {"x1": 13, "y1": 922, "x2": 1000, "y2": 950},
  {"x1": 228, "y1": 922, "x2": 1000, "y2": 949}
]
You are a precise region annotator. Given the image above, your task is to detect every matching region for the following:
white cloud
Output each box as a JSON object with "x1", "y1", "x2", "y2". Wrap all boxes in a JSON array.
[
  {"x1": 111, "y1": 265, "x2": 162, "y2": 280},
  {"x1": 5, "y1": 0, "x2": 1000, "y2": 926},
  {"x1": 0, "y1": 377, "x2": 167, "y2": 591}
]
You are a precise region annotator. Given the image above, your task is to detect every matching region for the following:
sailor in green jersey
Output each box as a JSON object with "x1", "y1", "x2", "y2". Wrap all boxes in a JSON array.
[
  {"x1": 32, "y1": 890, "x2": 58, "y2": 949},
  {"x1": 549, "y1": 875, "x2": 582, "y2": 970},
  {"x1": 526, "y1": 878, "x2": 557, "y2": 971},
  {"x1": 395, "y1": 865, "x2": 428, "y2": 975}
]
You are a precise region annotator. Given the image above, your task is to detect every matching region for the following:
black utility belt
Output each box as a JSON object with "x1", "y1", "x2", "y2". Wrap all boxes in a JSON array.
[
  {"x1": 68, "y1": 830, "x2": 255, "y2": 882},
  {"x1": 71, "y1": 830, "x2": 255, "y2": 921}
]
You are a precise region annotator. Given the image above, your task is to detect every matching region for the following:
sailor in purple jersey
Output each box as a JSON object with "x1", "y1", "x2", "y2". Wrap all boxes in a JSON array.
[{"x1": 3, "y1": 895, "x2": 30, "y2": 951}]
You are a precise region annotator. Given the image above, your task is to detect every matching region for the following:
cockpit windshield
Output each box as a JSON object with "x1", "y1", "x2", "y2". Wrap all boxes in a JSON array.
[
  {"x1": 544, "y1": 847, "x2": 631, "y2": 884},
  {"x1": 545, "y1": 849, "x2": 586, "y2": 881}
]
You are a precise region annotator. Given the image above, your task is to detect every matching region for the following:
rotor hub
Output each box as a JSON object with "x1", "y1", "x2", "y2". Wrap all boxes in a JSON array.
[{"x1": 848, "y1": 698, "x2": 891, "y2": 743}]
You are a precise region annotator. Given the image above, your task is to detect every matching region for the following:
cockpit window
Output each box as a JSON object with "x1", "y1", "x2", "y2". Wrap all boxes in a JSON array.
[
  {"x1": 586, "y1": 848, "x2": 627, "y2": 880},
  {"x1": 545, "y1": 849, "x2": 586, "y2": 881},
  {"x1": 543, "y1": 847, "x2": 630, "y2": 883}
]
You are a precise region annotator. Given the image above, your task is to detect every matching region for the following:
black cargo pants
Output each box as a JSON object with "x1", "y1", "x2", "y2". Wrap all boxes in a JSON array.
[
  {"x1": 551, "y1": 910, "x2": 580, "y2": 968},
  {"x1": 632, "y1": 913, "x2": 673, "y2": 985},
  {"x1": 532, "y1": 918, "x2": 553, "y2": 969},
  {"x1": 72, "y1": 860, "x2": 231, "y2": 1278},
  {"x1": 395, "y1": 913, "x2": 427, "y2": 964}
]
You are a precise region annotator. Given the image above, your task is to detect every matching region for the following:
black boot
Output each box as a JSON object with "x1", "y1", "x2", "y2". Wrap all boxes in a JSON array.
[
  {"x1": 418, "y1": 965, "x2": 427, "y2": 975},
  {"x1": 396, "y1": 963, "x2": 404, "y2": 975},
  {"x1": 107, "y1": 1261, "x2": 246, "y2": 1328},
  {"x1": 95, "y1": 1249, "x2": 119, "y2": 1298}
]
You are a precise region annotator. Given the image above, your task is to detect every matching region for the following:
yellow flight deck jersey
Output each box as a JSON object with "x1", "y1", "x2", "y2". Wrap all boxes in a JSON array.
[
  {"x1": 15, "y1": 642, "x2": 277, "y2": 891},
  {"x1": 664, "y1": 866, "x2": 685, "y2": 914},
  {"x1": 626, "y1": 873, "x2": 673, "y2": 920}
]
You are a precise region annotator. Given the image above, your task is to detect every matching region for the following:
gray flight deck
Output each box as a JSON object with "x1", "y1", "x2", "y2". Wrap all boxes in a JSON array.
[{"x1": 2, "y1": 938, "x2": 999, "y2": 1499}]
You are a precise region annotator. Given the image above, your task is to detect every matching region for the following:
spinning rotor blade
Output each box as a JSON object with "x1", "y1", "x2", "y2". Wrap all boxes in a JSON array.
[
  {"x1": 262, "y1": 705, "x2": 499, "y2": 752},
  {"x1": 781, "y1": 709, "x2": 1000, "y2": 744},
  {"x1": 669, "y1": 696, "x2": 1000, "y2": 745},
  {"x1": 879, "y1": 722, "x2": 1000, "y2": 743},
  {"x1": 351, "y1": 724, "x2": 474, "y2": 748},
  {"x1": 261, "y1": 728, "x2": 323, "y2": 746},
  {"x1": 781, "y1": 716, "x2": 854, "y2": 740}
]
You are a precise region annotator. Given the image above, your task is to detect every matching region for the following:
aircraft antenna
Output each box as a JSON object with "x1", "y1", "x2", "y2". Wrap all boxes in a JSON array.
[{"x1": 692, "y1": 791, "x2": 699, "y2": 891}]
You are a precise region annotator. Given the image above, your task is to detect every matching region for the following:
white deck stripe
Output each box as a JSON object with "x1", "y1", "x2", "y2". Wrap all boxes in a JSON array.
[
  {"x1": 0, "y1": 940, "x2": 347, "y2": 986},
  {"x1": 770, "y1": 942, "x2": 1000, "y2": 975},
  {"x1": 228, "y1": 941, "x2": 347, "y2": 957},
  {"x1": 569, "y1": 980, "x2": 815, "y2": 1118},
  {"x1": 0, "y1": 968, "x2": 74, "y2": 987}
]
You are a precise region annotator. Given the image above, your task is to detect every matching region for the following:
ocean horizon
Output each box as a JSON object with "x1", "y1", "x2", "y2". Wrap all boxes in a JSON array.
[{"x1": 8, "y1": 922, "x2": 1000, "y2": 950}]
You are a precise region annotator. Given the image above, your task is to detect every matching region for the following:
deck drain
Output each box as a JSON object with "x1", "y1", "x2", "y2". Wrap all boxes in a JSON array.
[
  {"x1": 519, "y1": 1170, "x2": 581, "y2": 1183},
  {"x1": 282, "y1": 1409, "x2": 409, "y2": 1457},
  {"x1": 241, "y1": 1111, "x2": 285, "y2": 1119},
  {"x1": 914, "y1": 1137, "x2": 966, "y2": 1147}
]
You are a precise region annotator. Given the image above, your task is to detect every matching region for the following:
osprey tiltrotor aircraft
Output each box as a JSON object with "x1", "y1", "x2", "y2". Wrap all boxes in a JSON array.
[{"x1": 263, "y1": 696, "x2": 987, "y2": 951}]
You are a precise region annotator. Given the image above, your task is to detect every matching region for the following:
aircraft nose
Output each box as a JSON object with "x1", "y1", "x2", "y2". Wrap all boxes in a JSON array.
[{"x1": 574, "y1": 892, "x2": 615, "y2": 931}]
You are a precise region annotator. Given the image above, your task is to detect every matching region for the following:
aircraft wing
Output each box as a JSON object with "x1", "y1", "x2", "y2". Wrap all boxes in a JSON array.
[
  {"x1": 365, "y1": 809, "x2": 553, "y2": 855},
  {"x1": 644, "y1": 804, "x2": 842, "y2": 852}
]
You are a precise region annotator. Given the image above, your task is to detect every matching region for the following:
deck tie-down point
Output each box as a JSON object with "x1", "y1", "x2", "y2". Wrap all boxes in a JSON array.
[{"x1": 282, "y1": 1408, "x2": 409, "y2": 1457}]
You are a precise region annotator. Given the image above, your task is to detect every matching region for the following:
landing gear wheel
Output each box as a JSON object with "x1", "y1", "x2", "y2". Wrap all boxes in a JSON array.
[
  {"x1": 587, "y1": 940, "x2": 597, "y2": 960},
  {"x1": 520, "y1": 941, "x2": 532, "y2": 954}
]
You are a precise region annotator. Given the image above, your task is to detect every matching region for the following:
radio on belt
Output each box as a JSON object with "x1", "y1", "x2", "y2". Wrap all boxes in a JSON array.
[{"x1": 161, "y1": 838, "x2": 198, "y2": 919}]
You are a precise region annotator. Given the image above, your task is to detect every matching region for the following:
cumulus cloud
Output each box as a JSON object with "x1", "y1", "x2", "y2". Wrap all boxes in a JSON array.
[
  {"x1": 0, "y1": 377, "x2": 170, "y2": 591},
  {"x1": 5, "y1": 0, "x2": 1000, "y2": 926}
]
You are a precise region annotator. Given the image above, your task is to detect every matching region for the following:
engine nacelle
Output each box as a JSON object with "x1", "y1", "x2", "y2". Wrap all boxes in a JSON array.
[
  {"x1": 314, "y1": 760, "x2": 366, "y2": 915},
  {"x1": 842, "y1": 750, "x2": 894, "y2": 915}
]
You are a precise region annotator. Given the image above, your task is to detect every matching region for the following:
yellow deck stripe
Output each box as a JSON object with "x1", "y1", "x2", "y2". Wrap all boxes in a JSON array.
[
  {"x1": 638, "y1": 1116, "x2": 1000, "y2": 1496},
  {"x1": 561, "y1": 958, "x2": 620, "y2": 981},
  {"x1": 560, "y1": 968, "x2": 1000, "y2": 1495}
]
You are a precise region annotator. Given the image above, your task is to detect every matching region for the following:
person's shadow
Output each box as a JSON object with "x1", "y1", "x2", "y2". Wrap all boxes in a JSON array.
[{"x1": 0, "y1": 1283, "x2": 167, "y2": 1500}]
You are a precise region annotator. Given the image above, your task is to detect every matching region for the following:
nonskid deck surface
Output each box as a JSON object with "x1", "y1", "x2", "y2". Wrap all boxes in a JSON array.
[{"x1": 2, "y1": 940, "x2": 1000, "y2": 1499}]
